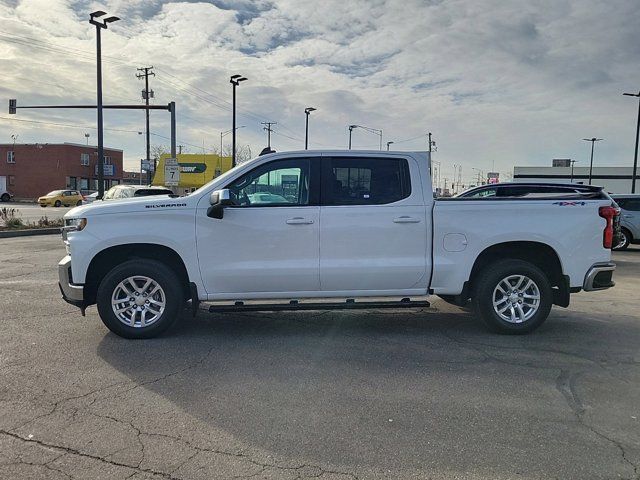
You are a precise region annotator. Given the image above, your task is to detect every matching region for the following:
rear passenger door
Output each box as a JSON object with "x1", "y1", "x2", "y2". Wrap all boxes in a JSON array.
[{"x1": 319, "y1": 155, "x2": 429, "y2": 294}]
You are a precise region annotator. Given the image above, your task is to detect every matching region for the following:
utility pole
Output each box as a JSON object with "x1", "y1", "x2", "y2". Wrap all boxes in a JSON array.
[
  {"x1": 137, "y1": 66, "x2": 155, "y2": 185},
  {"x1": 623, "y1": 91, "x2": 640, "y2": 193},
  {"x1": 428, "y1": 132, "x2": 432, "y2": 153},
  {"x1": 348, "y1": 125, "x2": 356, "y2": 149},
  {"x1": 570, "y1": 160, "x2": 577, "y2": 183},
  {"x1": 583, "y1": 137, "x2": 603, "y2": 185},
  {"x1": 386, "y1": 141, "x2": 394, "y2": 151},
  {"x1": 178, "y1": 145, "x2": 183, "y2": 154},
  {"x1": 261, "y1": 122, "x2": 276, "y2": 149}
]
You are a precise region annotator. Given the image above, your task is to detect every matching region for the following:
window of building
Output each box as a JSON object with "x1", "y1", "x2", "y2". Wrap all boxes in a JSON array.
[
  {"x1": 81, "y1": 153, "x2": 90, "y2": 166},
  {"x1": 104, "y1": 156, "x2": 112, "y2": 165},
  {"x1": 8, "y1": 175, "x2": 15, "y2": 186},
  {"x1": 80, "y1": 178, "x2": 89, "y2": 191},
  {"x1": 7, "y1": 151, "x2": 15, "y2": 163},
  {"x1": 67, "y1": 177, "x2": 78, "y2": 190},
  {"x1": 323, "y1": 157, "x2": 411, "y2": 205}
]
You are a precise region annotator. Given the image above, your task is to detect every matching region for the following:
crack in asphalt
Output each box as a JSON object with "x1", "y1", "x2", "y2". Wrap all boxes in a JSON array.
[
  {"x1": 555, "y1": 369, "x2": 639, "y2": 480},
  {"x1": 0, "y1": 429, "x2": 176, "y2": 479},
  {"x1": 0, "y1": 429, "x2": 358, "y2": 480}
]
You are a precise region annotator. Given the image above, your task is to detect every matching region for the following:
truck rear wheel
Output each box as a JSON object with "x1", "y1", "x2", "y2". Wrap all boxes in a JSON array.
[
  {"x1": 96, "y1": 259, "x2": 184, "y2": 339},
  {"x1": 472, "y1": 259, "x2": 552, "y2": 334}
]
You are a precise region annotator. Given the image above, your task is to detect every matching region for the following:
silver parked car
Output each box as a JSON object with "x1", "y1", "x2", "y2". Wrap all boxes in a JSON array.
[
  {"x1": 102, "y1": 185, "x2": 175, "y2": 201},
  {"x1": 612, "y1": 194, "x2": 640, "y2": 250}
]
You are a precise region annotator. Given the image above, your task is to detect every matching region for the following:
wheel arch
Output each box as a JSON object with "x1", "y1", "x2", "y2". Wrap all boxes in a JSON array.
[
  {"x1": 84, "y1": 243, "x2": 190, "y2": 305},
  {"x1": 464, "y1": 241, "x2": 569, "y2": 307}
]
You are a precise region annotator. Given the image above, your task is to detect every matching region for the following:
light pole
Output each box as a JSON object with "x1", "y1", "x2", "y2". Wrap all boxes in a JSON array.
[
  {"x1": 386, "y1": 141, "x2": 394, "y2": 151},
  {"x1": 582, "y1": 137, "x2": 603, "y2": 185},
  {"x1": 569, "y1": 160, "x2": 577, "y2": 183},
  {"x1": 230, "y1": 74, "x2": 247, "y2": 167},
  {"x1": 348, "y1": 124, "x2": 383, "y2": 150},
  {"x1": 89, "y1": 10, "x2": 119, "y2": 199},
  {"x1": 84, "y1": 133, "x2": 90, "y2": 145},
  {"x1": 220, "y1": 126, "x2": 245, "y2": 158},
  {"x1": 348, "y1": 125, "x2": 356, "y2": 149},
  {"x1": 304, "y1": 107, "x2": 316, "y2": 150},
  {"x1": 623, "y1": 91, "x2": 640, "y2": 193}
]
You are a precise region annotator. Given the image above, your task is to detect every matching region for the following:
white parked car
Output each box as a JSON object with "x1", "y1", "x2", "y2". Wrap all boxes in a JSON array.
[
  {"x1": 59, "y1": 150, "x2": 618, "y2": 339},
  {"x1": 83, "y1": 192, "x2": 100, "y2": 205}
]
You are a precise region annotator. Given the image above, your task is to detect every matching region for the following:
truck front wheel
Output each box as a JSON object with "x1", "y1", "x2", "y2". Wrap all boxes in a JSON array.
[
  {"x1": 96, "y1": 259, "x2": 184, "y2": 339},
  {"x1": 472, "y1": 259, "x2": 552, "y2": 334}
]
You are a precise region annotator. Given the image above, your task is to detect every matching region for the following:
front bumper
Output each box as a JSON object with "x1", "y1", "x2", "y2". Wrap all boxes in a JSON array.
[
  {"x1": 58, "y1": 256, "x2": 87, "y2": 310},
  {"x1": 583, "y1": 262, "x2": 616, "y2": 291}
]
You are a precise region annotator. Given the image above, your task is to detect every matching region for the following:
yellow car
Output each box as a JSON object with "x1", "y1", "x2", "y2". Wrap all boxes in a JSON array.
[{"x1": 38, "y1": 189, "x2": 84, "y2": 207}]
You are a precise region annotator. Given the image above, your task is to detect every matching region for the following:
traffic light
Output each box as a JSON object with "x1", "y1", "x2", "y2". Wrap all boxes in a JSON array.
[{"x1": 9, "y1": 99, "x2": 16, "y2": 114}]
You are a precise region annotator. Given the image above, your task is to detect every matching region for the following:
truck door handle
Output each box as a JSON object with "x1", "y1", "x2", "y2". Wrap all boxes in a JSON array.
[
  {"x1": 393, "y1": 216, "x2": 421, "y2": 224},
  {"x1": 286, "y1": 217, "x2": 314, "y2": 225}
]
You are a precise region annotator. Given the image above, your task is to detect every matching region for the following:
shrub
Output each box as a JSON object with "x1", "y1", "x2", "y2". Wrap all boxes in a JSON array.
[{"x1": 1, "y1": 207, "x2": 23, "y2": 229}]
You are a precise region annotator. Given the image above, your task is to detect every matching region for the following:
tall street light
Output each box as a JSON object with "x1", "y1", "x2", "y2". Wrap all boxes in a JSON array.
[
  {"x1": 623, "y1": 91, "x2": 640, "y2": 193},
  {"x1": 582, "y1": 137, "x2": 603, "y2": 185},
  {"x1": 304, "y1": 107, "x2": 316, "y2": 150},
  {"x1": 220, "y1": 125, "x2": 245, "y2": 158},
  {"x1": 89, "y1": 10, "x2": 119, "y2": 199},
  {"x1": 349, "y1": 124, "x2": 383, "y2": 150},
  {"x1": 569, "y1": 160, "x2": 577, "y2": 183},
  {"x1": 230, "y1": 74, "x2": 247, "y2": 167},
  {"x1": 348, "y1": 125, "x2": 357, "y2": 149},
  {"x1": 386, "y1": 141, "x2": 394, "y2": 151}
]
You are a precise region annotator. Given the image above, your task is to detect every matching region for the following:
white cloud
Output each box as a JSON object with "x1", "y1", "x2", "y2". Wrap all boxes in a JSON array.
[{"x1": 0, "y1": 0, "x2": 638, "y2": 185}]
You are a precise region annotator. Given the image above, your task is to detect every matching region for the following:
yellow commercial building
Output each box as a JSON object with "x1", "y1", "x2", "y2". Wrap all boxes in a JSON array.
[{"x1": 152, "y1": 154, "x2": 233, "y2": 193}]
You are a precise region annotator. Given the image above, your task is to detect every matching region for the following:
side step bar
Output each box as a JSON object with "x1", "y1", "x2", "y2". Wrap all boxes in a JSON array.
[{"x1": 208, "y1": 297, "x2": 430, "y2": 313}]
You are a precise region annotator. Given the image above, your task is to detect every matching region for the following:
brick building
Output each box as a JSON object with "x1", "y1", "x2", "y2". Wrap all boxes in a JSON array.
[{"x1": 0, "y1": 143, "x2": 123, "y2": 200}]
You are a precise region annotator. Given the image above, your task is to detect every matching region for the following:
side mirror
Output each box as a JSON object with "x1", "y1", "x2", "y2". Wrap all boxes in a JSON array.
[{"x1": 207, "y1": 189, "x2": 232, "y2": 219}]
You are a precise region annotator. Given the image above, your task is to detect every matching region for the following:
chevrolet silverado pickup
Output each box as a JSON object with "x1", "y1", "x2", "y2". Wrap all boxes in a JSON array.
[{"x1": 59, "y1": 150, "x2": 617, "y2": 339}]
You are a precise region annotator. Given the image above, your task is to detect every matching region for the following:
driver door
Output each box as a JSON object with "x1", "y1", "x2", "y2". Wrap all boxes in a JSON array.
[{"x1": 196, "y1": 157, "x2": 321, "y2": 299}]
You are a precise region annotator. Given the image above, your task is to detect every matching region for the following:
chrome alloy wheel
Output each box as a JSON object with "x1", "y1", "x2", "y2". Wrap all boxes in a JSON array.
[
  {"x1": 111, "y1": 276, "x2": 166, "y2": 328},
  {"x1": 492, "y1": 275, "x2": 540, "y2": 324}
]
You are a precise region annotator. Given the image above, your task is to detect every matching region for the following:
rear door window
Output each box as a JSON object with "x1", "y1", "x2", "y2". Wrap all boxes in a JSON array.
[{"x1": 322, "y1": 157, "x2": 411, "y2": 205}]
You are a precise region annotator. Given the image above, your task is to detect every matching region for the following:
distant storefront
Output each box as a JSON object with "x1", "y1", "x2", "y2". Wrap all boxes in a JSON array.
[
  {"x1": 152, "y1": 153, "x2": 233, "y2": 195},
  {"x1": 514, "y1": 165, "x2": 637, "y2": 194},
  {"x1": 0, "y1": 143, "x2": 123, "y2": 200}
]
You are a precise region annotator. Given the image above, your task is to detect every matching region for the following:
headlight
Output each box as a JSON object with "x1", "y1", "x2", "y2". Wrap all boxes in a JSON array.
[{"x1": 64, "y1": 217, "x2": 88, "y2": 232}]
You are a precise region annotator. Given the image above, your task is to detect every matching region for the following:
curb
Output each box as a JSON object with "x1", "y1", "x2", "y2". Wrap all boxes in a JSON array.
[{"x1": 0, "y1": 228, "x2": 61, "y2": 239}]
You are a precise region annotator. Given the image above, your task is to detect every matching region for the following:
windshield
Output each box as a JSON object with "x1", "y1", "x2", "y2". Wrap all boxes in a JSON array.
[{"x1": 46, "y1": 190, "x2": 64, "y2": 196}]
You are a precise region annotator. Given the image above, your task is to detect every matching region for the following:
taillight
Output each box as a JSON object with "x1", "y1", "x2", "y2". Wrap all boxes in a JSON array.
[{"x1": 599, "y1": 205, "x2": 618, "y2": 249}]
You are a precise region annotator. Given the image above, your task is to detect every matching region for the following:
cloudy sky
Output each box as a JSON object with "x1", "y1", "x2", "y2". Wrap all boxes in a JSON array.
[{"x1": 0, "y1": 0, "x2": 639, "y2": 185}]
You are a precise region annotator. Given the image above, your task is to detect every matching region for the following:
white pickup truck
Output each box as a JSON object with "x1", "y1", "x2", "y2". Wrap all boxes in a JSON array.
[{"x1": 59, "y1": 150, "x2": 617, "y2": 339}]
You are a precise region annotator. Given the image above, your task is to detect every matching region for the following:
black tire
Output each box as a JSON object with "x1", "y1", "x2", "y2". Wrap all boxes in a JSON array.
[
  {"x1": 612, "y1": 228, "x2": 631, "y2": 251},
  {"x1": 0, "y1": 193, "x2": 9, "y2": 202},
  {"x1": 96, "y1": 259, "x2": 184, "y2": 339},
  {"x1": 471, "y1": 259, "x2": 552, "y2": 334},
  {"x1": 54, "y1": 200, "x2": 61, "y2": 207}
]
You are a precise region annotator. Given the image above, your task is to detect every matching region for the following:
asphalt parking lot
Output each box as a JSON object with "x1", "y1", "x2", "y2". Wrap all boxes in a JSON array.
[{"x1": 0, "y1": 236, "x2": 638, "y2": 480}]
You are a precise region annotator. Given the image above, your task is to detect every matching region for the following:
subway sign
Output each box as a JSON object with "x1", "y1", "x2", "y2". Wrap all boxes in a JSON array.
[{"x1": 179, "y1": 163, "x2": 207, "y2": 174}]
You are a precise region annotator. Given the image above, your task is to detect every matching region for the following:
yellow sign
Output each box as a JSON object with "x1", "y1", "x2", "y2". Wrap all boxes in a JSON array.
[{"x1": 152, "y1": 153, "x2": 233, "y2": 188}]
